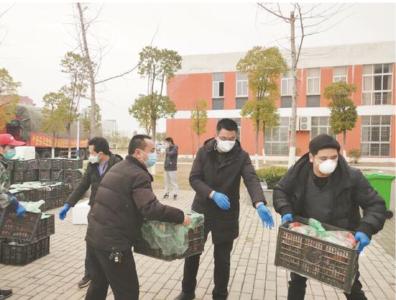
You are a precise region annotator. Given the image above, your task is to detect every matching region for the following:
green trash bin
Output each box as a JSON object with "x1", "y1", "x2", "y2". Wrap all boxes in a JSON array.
[{"x1": 365, "y1": 173, "x2": 395, "y2": 218}]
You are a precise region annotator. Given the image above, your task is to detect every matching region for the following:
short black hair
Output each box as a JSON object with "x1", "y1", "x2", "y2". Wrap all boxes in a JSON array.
[
  {"x1": 165, "y1": 137, "x2": 174, "y2": 145},
  {"x1": 216, "y1": 118, "x2": 238, "y2": 133},
  {"x1": 88, "y1": 137, "x2": 110, "y2": 155},
  {"x1": 128, "y1": 134, "x2": 151, "y2": 155}
]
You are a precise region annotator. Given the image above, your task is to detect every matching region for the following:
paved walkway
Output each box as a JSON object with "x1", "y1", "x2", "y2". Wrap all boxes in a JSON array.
[{"x1": 0, "y1": 189, "x2": 395, "y2": 300}]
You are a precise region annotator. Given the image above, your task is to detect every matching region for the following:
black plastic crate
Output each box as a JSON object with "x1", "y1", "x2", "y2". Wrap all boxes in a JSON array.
[
  {"x1": 51, "y1": 170, "x2": 64, "y2": 181},
  {"x1": 35, "y1": 214, "x2": 55, "y2": 240},
  {"x1": 134, "y1": 220, "x2": 205, "y2": 261},
  {"x1": 1, "y1": 237, "x2": 50, "y2": 265},
  {"x1": 275, "y1": 217, "x2": 359, "y2": 293},
  {"x1": 51, "y1": 159, "x2": 64, "y2": 170},
  {"x1": 63, "y1": 159, "x2": 83, "y2": 170},
  {"x1": 13, "y1": 171, "x2": 24, "y2": 183},
  {"x1": 27, "y1": 159, "x2": 39, "y2": 170},
  {"x1": 24, "y1": 170, "x2": 39, "y2": 182},
  {"x1": 39, "y1": 159, "x2": 52, "y2": 170},
  {"x1": 39, "y1": 170, "x2": 51, "y2": 181},
  {"x1": 14, "y1": 160, "x2": 28, "y2": 171},
  {"x1": 0, "y1": 209, "x2": 42, "y2": 242}
]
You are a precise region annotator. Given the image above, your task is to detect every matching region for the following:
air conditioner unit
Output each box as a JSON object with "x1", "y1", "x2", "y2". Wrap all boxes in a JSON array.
[
  {"x1": 299, "y1": 116, "x2": 312, "y2": 131},
  {"x1": 288, "y1": 117, "x2": 299, "y2": 131}
]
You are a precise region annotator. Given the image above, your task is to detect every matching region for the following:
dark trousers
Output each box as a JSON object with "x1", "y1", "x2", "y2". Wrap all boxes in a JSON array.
[
  {"x1": 84, "y1": 245, "x2": 94, "y2": 278},
  {"x1": 182, "y1": 240, "x2": 234, "y2": 300},
  {"x1": 85, "y1": 244, "x2": 139, "y2": 300},
  {"x1": 288, "y1": 269, "x2": 367, "y2": 300}
]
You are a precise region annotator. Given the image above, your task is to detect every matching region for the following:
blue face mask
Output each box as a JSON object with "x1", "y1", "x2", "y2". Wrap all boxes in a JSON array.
[
  {"x1": 145, "y1": 152, "x2": 157, "y2": 168},
  {"x1": 4, "y1": 148, "x2": 16, "y2": 160}
]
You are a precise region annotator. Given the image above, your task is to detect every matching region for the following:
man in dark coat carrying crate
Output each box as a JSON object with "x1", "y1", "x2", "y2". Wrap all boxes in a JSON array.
[
  {"x1": 273, "y1": 134, "x2": 386, "y2": 300},
  {"x1": 175, "y1": 119, "x2": 274, "y2": 300},
  {"x1": 84, "y1": 135, "x2": 191, "y2": 300}
]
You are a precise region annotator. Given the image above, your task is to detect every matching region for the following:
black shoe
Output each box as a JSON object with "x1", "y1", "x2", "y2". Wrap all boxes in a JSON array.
[
  {"x1": 173, "y1": 194, "x2": 177, "y2": 200},
  {"x1": 163, "y1": 193, "x2": 169, "y2": 199},
  {"x1": 78, "y1": 276, "x2": 91, "y2": 288},
  {"x1": 0, "y1": 289, "x2": 12, "y2": 299},
  {"x1": 174, "y1": 291, "x2": 195, "y2": 300}
]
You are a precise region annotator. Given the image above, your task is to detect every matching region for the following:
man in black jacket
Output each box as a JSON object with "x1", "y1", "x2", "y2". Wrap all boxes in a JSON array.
[
  {"x1": 163, "y1": 136, "x2": 179, "y2": 200},
  {"x1": 273, "y1": 134, "x2": 386, "y2": 300},
  {"x1": 175, "y1": 119, "x2": 274, "y2": 300},
  {"x1": 85, "y1": 134, "x2": 190, "y2": 300},
  {"x1": 58, "y1": 137, "x2": 122, "y2": 288}
]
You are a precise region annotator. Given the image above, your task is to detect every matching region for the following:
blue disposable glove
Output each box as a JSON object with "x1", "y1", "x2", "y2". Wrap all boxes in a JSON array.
[
  {"x1": 281, "y1": 213, "x2": 293, "y2": 224},
  {"x1": 256, "y1": 203, "x2": 274, "y2": 229},
  {"x1": 355, "y1": 231, "x2": 370, "y2": 254},
  {"x1": 15, "y1": 202, "x2": 26, "y2": 218},
  {"x1": 212, "y1": 192, "x2": 230, "y2": 210},
  {"x1": 59, "y1": 203, "x2": 71, "y2": 220}
]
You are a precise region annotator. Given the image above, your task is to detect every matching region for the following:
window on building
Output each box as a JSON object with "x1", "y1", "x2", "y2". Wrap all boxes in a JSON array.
[
  {"x1": 306, "y1": 68, "x2": 320, "y2": 95},
  {"x1": 311, "y1": 117, "x2": 333, "y2": 138},
  {"x1": 307, "y1": 95, "x2": 321, "y2": 107},
  {"x1": 281, "y1": 96, "x2": 292, "y2": 108},
  {"x1": 362, "y1": 64, "x2": 392, "y2": 105},
  {"x1": 236, "y1": 73, "x2": 248, "y2": 97},
  {"x1": 361, "y1": 115, "x2": 391, "y2": 157},
  {"x1": 264, "y1": 117, "x2": 289, "y2": 156},
  {"x1": 212, "y1": 73, "x2": 224, "y2": 98},
  {"x1": 333, "y1": 66, "x2": 348, "y2": 82},
  {"x1": 281, "y1": 74, "x2": 294, "y2": 96},
  {"x1": 235, "y1": 98, "x2": 248, "y2": 109},
  {"x1": 212, "y1": 98, "x2": 224, "y2": 110}
]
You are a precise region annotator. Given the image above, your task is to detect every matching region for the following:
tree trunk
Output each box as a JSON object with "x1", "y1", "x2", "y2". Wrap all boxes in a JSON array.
[
  {"x1": 77, "y1": 3, "x2": 97, "y2": 139},
  {"x1": 343, "y1": 130, "x2": 347, "y2": 158},
  {"x1": 288, "y1": 11, "x2": 298, "y2": 168},
  {"x1": 262, "y1": 124, "x2": 266, "y2": 165},
  {"x1": 67, "y1": 125, "x2": 72, "y2": 159},
  {"x1": 255, "y1": 120, "x2": 259, "y2": 169}
]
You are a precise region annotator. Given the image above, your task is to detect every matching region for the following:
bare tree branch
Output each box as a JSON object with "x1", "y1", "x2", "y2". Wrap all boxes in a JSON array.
[
  {"x1": 257, "y1": 3, "x2": 290, "y2": 22},
  {"x1": 95, "y1": 64, "x2": 139, "y2": 85}
]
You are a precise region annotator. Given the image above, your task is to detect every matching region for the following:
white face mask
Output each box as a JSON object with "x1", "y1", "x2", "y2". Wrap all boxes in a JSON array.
[
  {"x1": 318, "y1": 159, "x2": 338, "y2": 175},
  {"x1": 216, "y1": 138, "x2": 236, "y2": 153},
  {"x1": 88, "y1": 155, "x2": 100, "y2": 164}
]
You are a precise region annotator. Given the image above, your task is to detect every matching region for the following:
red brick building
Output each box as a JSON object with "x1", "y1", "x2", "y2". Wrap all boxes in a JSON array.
[{"x1": 166, "y1": 42, "x2": 396, "y2": 162}]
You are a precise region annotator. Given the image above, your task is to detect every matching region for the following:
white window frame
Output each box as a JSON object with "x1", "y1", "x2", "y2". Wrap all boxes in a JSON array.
[
  {"x1": 306, "y1": 68, "x2": 320, "y2": 95},
  {"x1": 362, "y1": 64, "x2": 393, "y2": 105},
  {"x1": 264, "y1": 117, "x2": 290, "y2": 156},
  {"x1": 281, "y1": 76, "x2": 294, "y2": 96},
  {"x1": 361, "y1": 115, "x2": 391, "y2": 157},
  {"x1": 236, "y1": 73, "x2": 248, "y2": 97},
  {"x1": 310, "y1": 117, "x2": 333, "y2": 139},
  {"x1": 212, "y1": 73, "x2": 224, "y2": 98},
  {"x1": 333, "y1": 66, "x2": 348, "y2": 83}
]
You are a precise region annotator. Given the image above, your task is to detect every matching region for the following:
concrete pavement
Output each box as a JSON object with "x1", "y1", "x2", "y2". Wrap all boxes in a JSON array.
[{"x1": 0, "y1": 189, "x2": 394, "y2": 300}]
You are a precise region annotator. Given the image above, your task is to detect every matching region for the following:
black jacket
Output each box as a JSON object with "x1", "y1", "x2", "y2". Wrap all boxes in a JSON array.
[
  {"x1": 85, "y1": 155, "x2": 185, "y2": 251},
  {"x1": 190, "y1": 138, "x2": 266, "y2": 243},
  {"x1": 66, "y1": 153, "x2": 123, "y2": 207},
  {"x1": 164, "y1": 145, "x2": 178, "y2": 171},
  {"x1": 273, "y1": 153, "x2": 386, "y2": 238}
]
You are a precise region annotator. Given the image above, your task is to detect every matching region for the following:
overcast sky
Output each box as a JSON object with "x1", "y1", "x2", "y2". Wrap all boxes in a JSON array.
[{"x1": 0, "y1": 2, "x2": 395, "y2": 135}]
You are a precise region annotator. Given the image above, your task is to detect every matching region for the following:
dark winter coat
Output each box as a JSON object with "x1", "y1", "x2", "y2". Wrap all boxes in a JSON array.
[
  {"x1": 164, "y1": 145, "x2": 178, "y2": 171},
  {"x1": 190, "y1": 138, "x2": 266, "y2": 244},
  {"x1": 273, "y1": 153, "x2": 386, "y2": 238},
  {"x1": 66, "y1": 153, "x2": 123, "y2": 207},
  {"x1": 85, "y1": 155, "x2": 185, "y2": 251}
]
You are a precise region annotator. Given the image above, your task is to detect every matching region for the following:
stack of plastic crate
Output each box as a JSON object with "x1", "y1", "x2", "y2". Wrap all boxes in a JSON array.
[{"x1": 0, "y1": 208, "x2": 55, "y2": 265}]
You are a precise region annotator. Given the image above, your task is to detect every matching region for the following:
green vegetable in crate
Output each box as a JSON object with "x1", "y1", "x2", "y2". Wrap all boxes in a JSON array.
[{"x1": 140, "y1": 212, "x2": 204, "y2": 256}]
